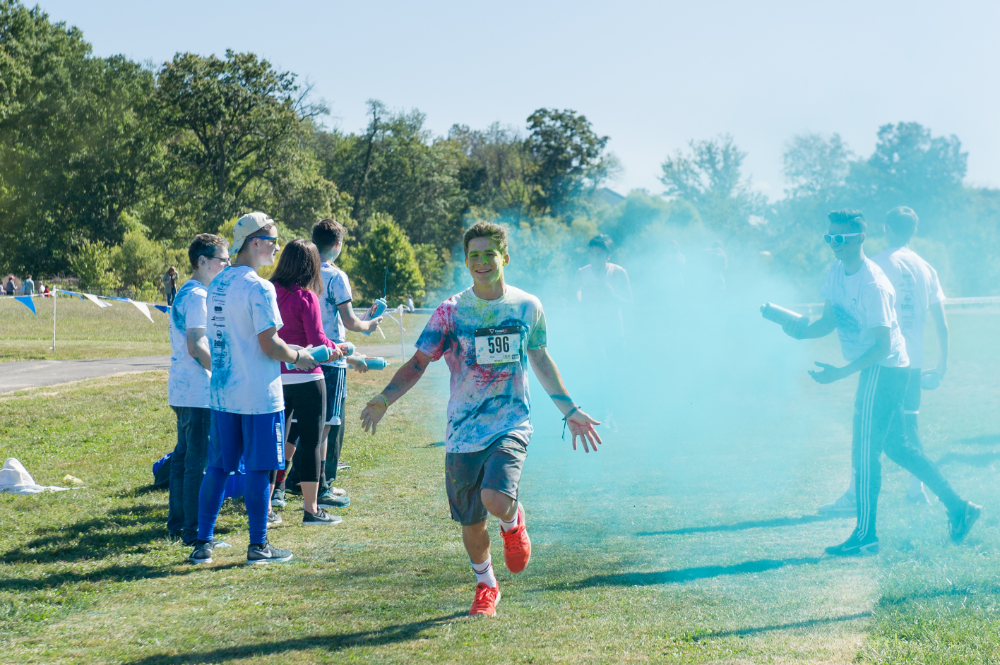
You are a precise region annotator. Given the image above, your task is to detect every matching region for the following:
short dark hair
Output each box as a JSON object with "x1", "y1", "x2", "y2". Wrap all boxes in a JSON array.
[
  {"x1": 312, "y1": 218, "x2": 346, "y2": 253},
  {"x1": 885, "y1": 206, "x2": 919, "y2": 240},
  {"x1": 188, "y1": 234, "x2": 228, "y2": 270},
  {"x1": 828, "y1": 209, "x2": 867, "y2": 233},
  {"x1": 270, "y1": 239, "x2": 323, "y2": 295},
  {"x1": 463, "y1": 221, "x2": 508, "y2": 256},
  {"x1": 588, "y1": 234, "x2": 613, "y2": 254}
]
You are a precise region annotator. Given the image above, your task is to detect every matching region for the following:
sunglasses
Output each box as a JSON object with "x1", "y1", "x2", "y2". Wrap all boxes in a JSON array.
[{"x1": 823, "y1": 232, "x2": 863, "y2": 246}]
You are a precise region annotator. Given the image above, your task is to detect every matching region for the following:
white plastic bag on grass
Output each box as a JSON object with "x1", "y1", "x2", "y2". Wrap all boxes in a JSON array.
[{"x1": 0, "y1": 458, "x2": 71, "y2": 495}]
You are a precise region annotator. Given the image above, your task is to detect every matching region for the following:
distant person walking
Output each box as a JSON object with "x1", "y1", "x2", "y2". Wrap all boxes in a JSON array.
[
  {"x1": 783, "y1": 209, "x2": 979, "y2": 556},
  {"x1": 4, "y1": 276, "x2": 14, "y2": 296},
  {"x1": 163, "y1": 267, "x2": 178, "y2": 306},
  {"x1": 167, "y1": 234, "x2": 230, "y2": 545},
  {"x1": 818, "y1": 206, "x2": 951, "y2": 514},
  {"x1": 21, "y1": 275, "x2": 34, "y2": 295}
]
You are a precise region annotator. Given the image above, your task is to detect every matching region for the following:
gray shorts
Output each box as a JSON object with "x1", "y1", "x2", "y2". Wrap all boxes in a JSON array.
[{"x1": 445, "y1": 435, "x2": 527, "y2": 525}]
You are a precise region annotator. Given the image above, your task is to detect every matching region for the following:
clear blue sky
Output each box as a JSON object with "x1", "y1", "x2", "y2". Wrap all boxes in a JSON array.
[{"x1": 37, "y1": 0, "x2": 1000, "y2": 198}]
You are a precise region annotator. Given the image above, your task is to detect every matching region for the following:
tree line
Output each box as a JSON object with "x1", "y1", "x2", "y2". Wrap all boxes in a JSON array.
[{"x1": 2, "y1": 1, "x2": 997, "y2": 303}]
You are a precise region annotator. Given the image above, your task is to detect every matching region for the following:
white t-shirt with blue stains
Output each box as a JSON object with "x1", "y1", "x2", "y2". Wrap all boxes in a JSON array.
[
  {"x1": 208, "y1": 266, "x2": 285, "y2": 414},
  {"x1": 319, "y1": 262, "x2": 352, "y2": 369},
  {"x1": 416, "y1": 285, "x2": 547, "y2": 453},
  {"x1": 168, "y1": 279, "x2": 210, "y2": 408},
  {"x1": 820, "y1": 258, "x2": 909, "y2": 368}
]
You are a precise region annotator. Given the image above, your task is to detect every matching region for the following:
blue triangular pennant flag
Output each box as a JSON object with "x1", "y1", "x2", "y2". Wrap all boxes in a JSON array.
[
  {"x1": 14, "y1": 296, "x2": 36, "y2": 315},
  {"x1": 154, "y1": 304, "x2": 170, "y2": 314}
]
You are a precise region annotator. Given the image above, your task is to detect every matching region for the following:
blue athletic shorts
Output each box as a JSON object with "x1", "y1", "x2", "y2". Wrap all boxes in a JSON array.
[{"x1": 208, "y1": 410, "x2": 285, "y2": 472}]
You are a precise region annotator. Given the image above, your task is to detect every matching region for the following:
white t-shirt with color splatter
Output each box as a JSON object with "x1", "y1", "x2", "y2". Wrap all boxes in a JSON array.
[{"x1": 416, "y1": 285, "x2": 547, "y2": 454}]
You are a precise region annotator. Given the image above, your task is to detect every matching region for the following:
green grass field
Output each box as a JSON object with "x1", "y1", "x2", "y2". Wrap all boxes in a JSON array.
[
  {"x1": 0, "y1": 294, "x2": 428, "y2": 362},
  {"x1": 1, "y1": 313, "x2": 999, "y2": 663}
]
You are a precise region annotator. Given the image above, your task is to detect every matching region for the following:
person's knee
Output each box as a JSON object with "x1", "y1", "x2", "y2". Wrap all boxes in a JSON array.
[{"x1": 480, "y1": 488, "x2": 515, "y2": 517}]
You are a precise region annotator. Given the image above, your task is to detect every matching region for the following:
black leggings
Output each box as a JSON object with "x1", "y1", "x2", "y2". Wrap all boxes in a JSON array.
[{"x1": 282, "y1": 379, "x2": 326, "y2": 483}]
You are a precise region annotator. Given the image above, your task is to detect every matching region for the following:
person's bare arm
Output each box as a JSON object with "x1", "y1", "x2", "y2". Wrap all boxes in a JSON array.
[
  {"x1": 929, "y1": 301, "x2": 949, "y2": 377},
  {"x1": 527, "y1": 347, "x2": 603, "y2": 452},
  {"x1": 783, "y1": 300, "x2": 837, "y2": 340},
  {"x1": 809, "y1": 326, "x2": 892, "y2": 384},
  {"x1": 257, "y1": 327, "x2": 318, "y2": 370},
  {"x1": 338, "y1": 301, "x2": 382, "y2": 334},
  {"x1": 185, "y1": 328, "x2": 211, "y2": 368},
  {"x1": 360, "y1": 350, "x2": 432, "y2": 434}
]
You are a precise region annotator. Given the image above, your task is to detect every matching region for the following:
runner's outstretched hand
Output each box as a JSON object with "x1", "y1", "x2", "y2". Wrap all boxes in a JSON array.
[
  {"x1": 360, "y1": 397, "x2": 388, "y2": 434},
  {"x1": 568, "y1": 410, "x2": 602, "y2": 453}
]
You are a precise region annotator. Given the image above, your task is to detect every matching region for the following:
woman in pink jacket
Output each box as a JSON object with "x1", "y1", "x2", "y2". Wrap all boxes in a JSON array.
[{"x1": 270, "y1": 239, "x2": 346, "y2": 526}]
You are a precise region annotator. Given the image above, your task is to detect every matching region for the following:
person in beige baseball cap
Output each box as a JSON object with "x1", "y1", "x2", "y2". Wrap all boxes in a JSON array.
[{"x1": 231, "y1": 211, "x2": 279, "y2": 257}]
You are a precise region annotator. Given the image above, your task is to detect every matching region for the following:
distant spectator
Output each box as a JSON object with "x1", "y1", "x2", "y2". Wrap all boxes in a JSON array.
[
  {"x1": 406, "y1": 295, "x2": 415, "y2": 313},
  {"x1": 4, "y1": 276, "x2": 14, "y2": 296},
  {"x1": 21, "y1": 275, "x2": 34, "y2": 296},
  {"x1": 575, "y1": 235, "x2": 632, "y2": 337},
  {"x1": 163, "y1": 267, "x2": 178, "y2": 306}
]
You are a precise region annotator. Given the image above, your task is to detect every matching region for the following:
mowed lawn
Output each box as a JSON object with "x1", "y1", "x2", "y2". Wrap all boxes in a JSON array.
[{"x1": 0, "y1": 313, "x2": 998, "y2": 663}]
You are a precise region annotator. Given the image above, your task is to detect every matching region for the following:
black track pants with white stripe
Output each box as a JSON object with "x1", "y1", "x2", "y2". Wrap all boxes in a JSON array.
[{"x1": 852, "y1": 365, "x2": 966, "y2": 540}]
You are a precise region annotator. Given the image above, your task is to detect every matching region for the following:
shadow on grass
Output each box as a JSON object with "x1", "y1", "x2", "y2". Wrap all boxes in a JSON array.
[
  {"x1": 572, "y1": 556, "x2": 825, "y2": 588},
  {"x1": 121, "y1": 612, "x2": 468, "y2": 664},
  {"x1": 937, "y1": 450, "x2": 1000, "y2": 467},
  {"x1": 638, "y1": 513, "x2": 845, "y2": 536},
  {"x1": 0, "y1": 561, "x2": 247, "y2": 592},
  {"x1": 3, "y1": 504, "x2": 168, "y2": 564},
  {"x1": 687, "y1": 611, "x2": 872, "y2": 641}
]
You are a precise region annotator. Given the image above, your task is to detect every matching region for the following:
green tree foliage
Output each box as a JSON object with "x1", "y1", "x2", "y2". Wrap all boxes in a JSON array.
[
  {"x1": 314, "y1": 100, "x2": 466, "y2": 246},
  {"x1": 783, "y1": 133, "x2": 853, "y2": 199},
  {"x1": 449, "y1": 122, "x2": 534, "y2": 221},
  {"x1": 525, "y1": 108, "x2": 615, "y2": 216},
  {"x1": 67, "y1": 239, "x2": 122, "y2": 291},
  {"x1": 153, "y1": 50, "x2": 345, "y2": 235},
  {"x1": 659, "y1": 134, "x2": 765, "y2": 237},
  {"x1": 351, "y1": 214, "x2": 424, "y2": 305},
  {"x1": 0, "y1": 1, "x2": 161, "y2": 275}
]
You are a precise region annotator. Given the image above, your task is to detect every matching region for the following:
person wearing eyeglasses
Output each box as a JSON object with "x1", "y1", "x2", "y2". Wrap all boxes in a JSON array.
[
  {"x1": 166, "y1": 233, "x2": 230, "y2": 545},
  {"x1": 189, "y1": 212, "x2": 319, "y2": 567},
  {"x1": 782, "y1": 209, "x2": 979, "y2": 556},
  {"x1": 817, "y1": 207, "x2": 952, "y2": 516}
]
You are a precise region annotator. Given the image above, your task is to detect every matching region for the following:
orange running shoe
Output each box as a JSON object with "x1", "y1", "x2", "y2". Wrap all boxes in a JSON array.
[
  {"x1": 500, "y1": 503, "x2": 531, "y2": 573},
  {"x1": 469, "y1": 582, "x2": 501, "y2": 616}
]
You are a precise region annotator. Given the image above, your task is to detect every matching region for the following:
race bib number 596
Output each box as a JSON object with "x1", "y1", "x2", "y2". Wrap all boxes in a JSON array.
[{"x1": 474, "y1": 326, "x2": 521, "y2": 365}]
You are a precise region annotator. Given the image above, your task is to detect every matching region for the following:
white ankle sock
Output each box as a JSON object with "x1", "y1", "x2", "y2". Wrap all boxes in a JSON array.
[
  {"x1": 471, "y1": 556, "x2": 497, "y2": 588},
  {"x1": 499, "y1": 504, "x2": 519, "y2": 532}
]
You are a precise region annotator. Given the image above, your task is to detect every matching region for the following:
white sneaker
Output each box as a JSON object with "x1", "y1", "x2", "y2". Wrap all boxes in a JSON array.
[{"x1": 818, "y1": 490, "x2": 856, "y2": 515}]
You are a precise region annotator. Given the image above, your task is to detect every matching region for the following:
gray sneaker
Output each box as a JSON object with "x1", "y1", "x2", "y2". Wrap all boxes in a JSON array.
[
  {"x1": 189, "y1": 541, "x2": 215, "y2": 565},
  {"x1": 247, "y1": 541, "x2": 293, "y2": 565},
  {"x1": 303, "y1": 508, "x2": 343, "y2": 526},
  {"x1": 268, "y1": 509, "x2": 282, "y2": 526},
  {"x1": 271, "y1": 488, "x2": 286, "y2": 508}
]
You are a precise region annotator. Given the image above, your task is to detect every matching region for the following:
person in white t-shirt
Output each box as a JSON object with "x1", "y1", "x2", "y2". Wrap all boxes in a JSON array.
[
  {"x1": 818, "y1": 206, "x2": 950, "y2": 512},
  {"x1": 167, "y1": 233, "x2": 230, "y2": 545},
  {"x1": 277, "y1": 219, "x2": 382, "y2": 511},
  {"x1": 188, "y1": 212, "x2": 318, "y2": 567},
  {"x1": 783, "y1": 209, "x2": 978, "y2": 556},
  {"x1": 575, "y1": 234, "x2": 632, "y2": 339}
]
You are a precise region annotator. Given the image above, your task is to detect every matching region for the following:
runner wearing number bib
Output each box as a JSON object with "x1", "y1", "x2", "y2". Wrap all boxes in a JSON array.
[{"x1": 360, "y1": 221, "x2": 603, "y2": 617}]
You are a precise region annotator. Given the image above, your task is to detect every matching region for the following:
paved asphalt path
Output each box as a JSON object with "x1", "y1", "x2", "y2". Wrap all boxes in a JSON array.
[{"x1": 0, "y1": 344, "x2": 415, "y2": 394}]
